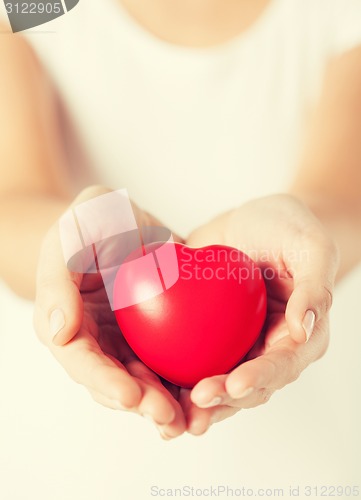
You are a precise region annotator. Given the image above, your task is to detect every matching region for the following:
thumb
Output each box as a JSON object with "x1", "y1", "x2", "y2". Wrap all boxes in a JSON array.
[
  {"x1": 285, "y1": 233, "x2": 339, "y2": 343},
  {"x1": 33, "y1": 185, "x2": 113, "y2": 347},
  {"x1": 33, "y1": 222, "x2": 84, "y2": 347},
  {"x1": 34, "y1": 185, "x2": 183, "y2": 346}
]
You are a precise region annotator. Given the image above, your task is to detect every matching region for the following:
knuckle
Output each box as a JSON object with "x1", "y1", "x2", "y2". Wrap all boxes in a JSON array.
[
  {"x1": 277, "y1": 348, "x2": 301, "y2": 384},
  {"x1": 256, "y1": 388, "x2": 273, "y2": 406},
  {"x1": 259, "y1": 356, "x2": 278, "y2": 376}
]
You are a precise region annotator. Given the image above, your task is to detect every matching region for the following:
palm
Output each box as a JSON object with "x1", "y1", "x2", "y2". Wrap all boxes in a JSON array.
[
  {"x1": 184, "y1": 196, "x2": 333, "y2": 433},
  {"x1": 36, "y1": 190, "x2": 335, "y2": 437},
  {"x1": 83, "y1": 285, "x2": 182, "y2": 400},
  {"x1": 246, "y1": 257, "x2": 293, "y2": 360},
  {"x1": 48, "y1": 273, "x2": 186, "y2": 435}
]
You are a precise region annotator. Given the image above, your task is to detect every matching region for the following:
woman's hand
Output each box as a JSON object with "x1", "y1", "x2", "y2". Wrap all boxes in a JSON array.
[
  {"x1": 33, "y1": 185, "x2": 187, "y2": 439},
  {"x1": 182, "y1": 194, "x2": 340, "y2": 434}
]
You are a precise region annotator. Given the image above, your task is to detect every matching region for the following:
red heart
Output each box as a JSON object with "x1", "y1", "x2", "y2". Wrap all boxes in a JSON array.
[{"x1": 114, "y1": 242, "x2": 267, "y2": 388}]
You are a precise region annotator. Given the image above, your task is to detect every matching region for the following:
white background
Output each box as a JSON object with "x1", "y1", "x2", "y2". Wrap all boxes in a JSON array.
[{"x1": 0, "y1": 266, "x2": 360, "y2": 500}]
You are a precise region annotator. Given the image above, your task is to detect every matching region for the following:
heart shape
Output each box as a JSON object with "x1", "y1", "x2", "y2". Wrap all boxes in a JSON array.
[{"x1": 114, "y1": 242, "x2": 267, "y2": 388}]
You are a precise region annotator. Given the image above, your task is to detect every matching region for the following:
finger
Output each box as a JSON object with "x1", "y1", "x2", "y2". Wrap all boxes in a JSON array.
[
  {"x1": 182, "y1": 392, "x2": 239, "y2": 435},
  {"x1": 156, "y1": 402, "x2": 187, "y2": 440},
  {"x1": 190, "y1": 374, "x2": 259, "y2": 410},
  {"x1": 89, "y1": 377, "x2": 186, "y2": 440},
  {"x1": 187, "y1": 372, "x2": 275, "y2": 416},
  {"x1": 285, "y1": 229, "x2": 339, "y2": 343},
  {"x1": 154, "y1": 381, "x2": 186, "y2": 439},
  {"x1": 192, "y1": 320, "x2": 328, "y2": 410},
  {"x1": 88, "y1": 385, "x2": 186, "y2": 441},
  {"x1": 33, "y1": 186, "x2": 113, "y2": 347},
  {"x1": 225, "y1": 388, "x2": 275, "y2": 410},
  {"x1": 138, "y1": 381, "x2": 186, "y2": 439},
  {"x1": 33, "y1": 224, "x2": 84, "y2": 347},
  {"x1": 178, "y1": 388, "x2": 216, "y2": 436},
  {"x1": 208, "y1": 406, "x2": 240, "y2": 426},
  {"x1": 185, "y1": 401, "x2": 243, "y2": 433},
  {"x1": 125, "y1": 360, "x2": 180, "y2": 427},
  {"x1": 190, "y1": 375, "x2": 230, "y2": 408},
  {"x1": 34, "y1": 185, "x2": 183, "y2": 347},
  {"x1": 191, "y1": 373, "x2": 278, "y2": 411},
  {"x1": 225, "y1": 341, "x2": 308, "y2": 399},
  {"x1": 135, "y1": 382, "x2": 176, "y2": 426},
  {"x1": 50, "y1": 331, "x2": 143, "y2": 408},
  {"x1": 88, "y1": 389, "x2": 136, "y2": 411},
  {"x1": 186, "y1": 407, "x2": 215, "y2": 435}
]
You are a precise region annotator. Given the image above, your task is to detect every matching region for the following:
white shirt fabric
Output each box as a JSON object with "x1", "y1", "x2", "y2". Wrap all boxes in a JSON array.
[
  {"x1": 0, "y1": 1, "x2": 361, "y2": 499},
  {"x1": 5, "y1": 0, "x2": 361, "y2": 234}
]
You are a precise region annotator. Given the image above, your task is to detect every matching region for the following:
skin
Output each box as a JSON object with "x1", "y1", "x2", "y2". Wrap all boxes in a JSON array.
[
  {"x1": 119, "y1": 0, "x2": 272, "y2": 47},
  {"x1": 0, "y1": 1, "x2": 361, "y2": 439},
  {"x1": 185, "y1": 195, "x2": 338, "y2": 430}
]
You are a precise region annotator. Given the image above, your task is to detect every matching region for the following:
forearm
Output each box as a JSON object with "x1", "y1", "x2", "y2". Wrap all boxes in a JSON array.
[
  {"x1": 288, "y1": 188, "x2": 361, "y2": 282},
  {"x1": 0, "y1": 192, "x2": 71, "y2": 299}
]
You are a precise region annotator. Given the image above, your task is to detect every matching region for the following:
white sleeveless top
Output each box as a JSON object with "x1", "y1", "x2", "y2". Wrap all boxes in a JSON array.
[
  {"x1": 2, "y1": 0, "x2": 360, "y2": 234},
  {"x1": 1, "y1": 2, "x2": 361, "y2": 498}
]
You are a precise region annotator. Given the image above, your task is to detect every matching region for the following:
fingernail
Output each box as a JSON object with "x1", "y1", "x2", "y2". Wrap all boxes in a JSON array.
[
  {"x1": 50, "y1": 309, "x2": 65, "y2": 343},
  {"x1": 235, "y1": 387, "x2": 254, "y2": 399},
  {"x1": 302, "y1": 310, "x2": 316, "y2": 342},
  {"x1": 200, "y1": 396, "x2": 223, "y2": 408}
]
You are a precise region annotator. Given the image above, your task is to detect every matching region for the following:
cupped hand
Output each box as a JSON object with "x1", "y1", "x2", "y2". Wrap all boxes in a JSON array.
[
  {"x1": 182, "y1": 194, "x2": 339, "y2": 434},
  {"x1": 33, "y1": 185, "x2": 186, "y2": 439}
]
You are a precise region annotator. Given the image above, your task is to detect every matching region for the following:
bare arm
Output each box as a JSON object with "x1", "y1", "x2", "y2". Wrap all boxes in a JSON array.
[
  {"x1": 185, "y1": 46, "x2": 361, "y2": 432},
  {"x1": 290, "y1": 45, "x2": 361, "y2": 280},
  {"x1": 0, "y1": 27, "x2": 187, "y2": 436},
  {"x1": 0, "y1": 25, "x2": 74, "y2": 298}
]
